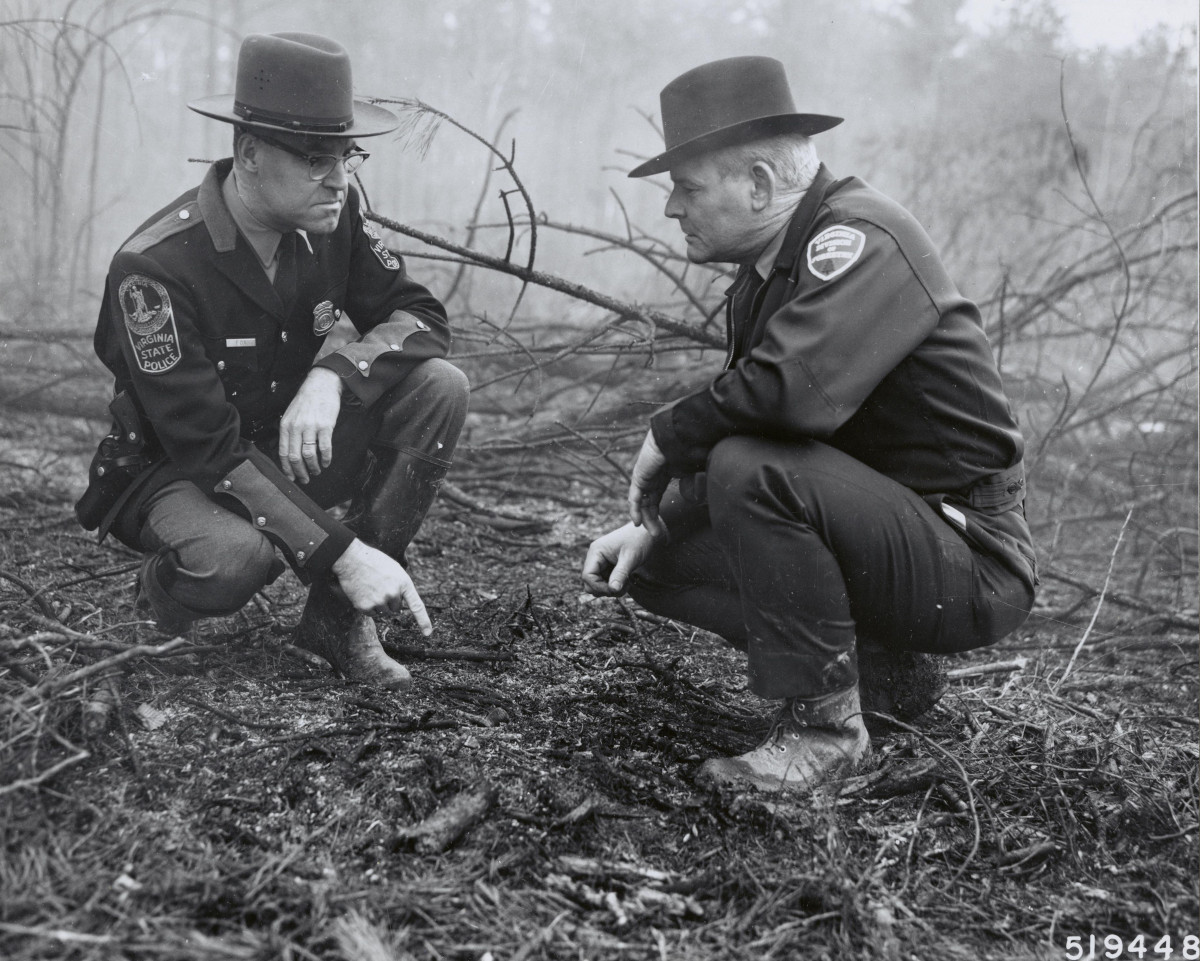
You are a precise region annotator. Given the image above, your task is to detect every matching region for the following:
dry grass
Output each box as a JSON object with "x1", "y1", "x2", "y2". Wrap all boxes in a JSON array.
[{"x1": 0, "y1": 440, "x2": 1196, "y2": 961}]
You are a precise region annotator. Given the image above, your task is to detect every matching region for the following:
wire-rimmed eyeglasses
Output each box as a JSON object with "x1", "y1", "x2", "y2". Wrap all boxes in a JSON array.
[{"x1": 254, "y1": 131, "x2": 369, "y2": 180}]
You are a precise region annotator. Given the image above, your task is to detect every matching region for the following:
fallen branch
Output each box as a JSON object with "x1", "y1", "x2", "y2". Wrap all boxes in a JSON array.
[
  {"x1": 31, "y1": 637, "x2": 191, "y2": 697},
  {"x1": 365, "y1": 210, "x2": 722, "y2": 349},
  {"x1": 1040, "y1": 566, "x2": 1198, "y2": 631},
  {"x1": 1090, "y1": 635, "x2": 1198, "y2": 654},
  {"x1": 439, "y1": 481, "x2": 554, "y2": 530},
  {"x1": 0, "y1": 749, "x2": 90, "y2": 797},
  {"x1": 392, "y1": 782, "x2": 500, "y2": 854},
  {"x1": 380, "y1": 642, "x2": 515, "y2": 663},
  {"x1": 0, "y1": 568, "x2": 58, "y2": 619},
  {"x1": 946, "y1": 657, "x2": 1028, "y2": 680},
  {"x1": 838, "y1": 758, "x2": 941, "y2": 799}
]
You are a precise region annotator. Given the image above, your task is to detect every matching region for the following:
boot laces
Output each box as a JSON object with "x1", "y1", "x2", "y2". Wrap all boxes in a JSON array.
[{"x1": 761, "y1": 700, "x2": 807, "y2": 754}]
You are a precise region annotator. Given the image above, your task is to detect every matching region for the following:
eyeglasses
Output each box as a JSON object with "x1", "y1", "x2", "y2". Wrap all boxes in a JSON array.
[{"x1": 254, "y1": 132, "x2": 370, "y2": 180}]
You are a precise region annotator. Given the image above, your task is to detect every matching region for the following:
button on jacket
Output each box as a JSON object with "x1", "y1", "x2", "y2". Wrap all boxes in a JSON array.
[
  {"x1": 651, "y1": 164, "x2": 1035, "y2": 583},
  {"x1": 90, "y1": 159, "x2": 452, "y2": 575}
]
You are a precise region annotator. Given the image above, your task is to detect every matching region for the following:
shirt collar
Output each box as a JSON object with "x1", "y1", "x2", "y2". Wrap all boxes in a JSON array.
[
  {"x1": 775, "y1": 163, "x2": 837, "y2": 271},
  {"x1": 754, "y1": 218, "x2": 791, "y2": 280}
]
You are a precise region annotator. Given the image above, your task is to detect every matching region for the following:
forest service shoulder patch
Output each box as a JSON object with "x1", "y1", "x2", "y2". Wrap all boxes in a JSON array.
[
  {"x1": 363, "y1": 222, "x2": 400, "y2": 271},
  {"x1": 807, "y1": 225, "x2": 866, "y2": 281},
  {"x1": 119, "y1": 274, "x2": 181, "y2": 375}
]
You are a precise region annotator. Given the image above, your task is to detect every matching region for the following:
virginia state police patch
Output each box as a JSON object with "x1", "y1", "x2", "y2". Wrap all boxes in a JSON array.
[
  {"x1": 807, "y1": 225, "x2": 866, "y2": 281},
  {"x1": 363, "y1": 222, "x2": 400, "y2": 271},
  {"x1": 119, "y1": 274, "x2": 181, "y2": 374}
]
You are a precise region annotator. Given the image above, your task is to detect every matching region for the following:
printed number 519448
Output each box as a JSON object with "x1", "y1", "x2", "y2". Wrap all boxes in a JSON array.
[{"x1": 1065, "y1": 935, "x2": 1200, "y2": 960}]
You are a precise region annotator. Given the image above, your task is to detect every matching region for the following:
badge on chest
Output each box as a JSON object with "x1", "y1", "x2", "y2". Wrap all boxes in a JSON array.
[{"x1": 312, "y1": 300, "x2": 342, "y2": 336}]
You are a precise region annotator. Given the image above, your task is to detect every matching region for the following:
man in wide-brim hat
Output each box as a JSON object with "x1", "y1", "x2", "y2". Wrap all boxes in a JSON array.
[
  {"x1": 78, "y1": 33, "x2": 469, "y2": 690},
  {"x1": 584, "y1": 57, "x2": 1037, "y2": 793}
]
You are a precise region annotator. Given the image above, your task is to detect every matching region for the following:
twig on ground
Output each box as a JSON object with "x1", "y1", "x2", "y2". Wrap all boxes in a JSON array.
[
  {"x1": 946, "y1": 658, "x2": 1028, "y2": 680},
  {"x1": 1054, "y1": 508, "x2": 1133, "y2": 691},
  {"x1": 861, "y1": 712, "x2": 982, "y2": 884},
  {"x1": 179, "y1": 696, "x2": 292, "y2": 731},
  {"x1": 392, "y1": 781, "x2": 500, "y2": 854}
]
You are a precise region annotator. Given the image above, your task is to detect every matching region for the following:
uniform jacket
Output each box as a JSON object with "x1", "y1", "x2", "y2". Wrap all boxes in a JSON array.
[
  {"x1": 651, "y1": 164, "x2": 1036, "y2": 583},
  {"x1": 87, "y1": 159, "x2": 451, "y2": 576}
]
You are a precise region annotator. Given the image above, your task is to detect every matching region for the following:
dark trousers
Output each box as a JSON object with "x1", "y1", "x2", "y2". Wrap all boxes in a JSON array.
[
  {"x1": 131, "y1": 359, "x2": 469, "y2": 626},
  {"x1": 628, "y1": 436, "x2": 1034, "y2": 700}
]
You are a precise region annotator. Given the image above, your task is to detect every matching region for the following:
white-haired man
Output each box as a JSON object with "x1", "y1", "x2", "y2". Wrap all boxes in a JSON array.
[{"x1": 583, "y1": 57, "x2": 1036, "y2": 793}]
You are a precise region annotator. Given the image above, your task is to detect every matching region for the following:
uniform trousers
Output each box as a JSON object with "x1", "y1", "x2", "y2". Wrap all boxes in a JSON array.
[
  {"x1": 628, "y1": 436, "x2": 1034, "y2": 700},
  {"x1": 128, "y1": 359, "x2": 469, "y2": 628}
]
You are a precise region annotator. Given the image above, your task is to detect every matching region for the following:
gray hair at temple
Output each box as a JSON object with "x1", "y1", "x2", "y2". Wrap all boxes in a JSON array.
[{"x1": 714, "y1": 133, "x2": 820, "y2": 192}]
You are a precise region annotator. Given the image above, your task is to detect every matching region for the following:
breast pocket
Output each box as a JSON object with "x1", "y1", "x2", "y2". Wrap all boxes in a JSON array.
[{"x1": 206, "y1": 338, "x2": 264, "y2": 404}]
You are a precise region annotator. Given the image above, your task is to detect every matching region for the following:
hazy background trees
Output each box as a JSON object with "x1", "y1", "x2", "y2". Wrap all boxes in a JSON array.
[{"x1": 1, "y1": 0, "x2": 1196, "y2": 538}]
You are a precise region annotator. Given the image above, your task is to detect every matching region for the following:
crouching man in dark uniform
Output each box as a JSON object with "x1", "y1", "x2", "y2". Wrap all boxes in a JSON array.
[
  {"x1": 77, "y1": 33, "x2": 469, "y2": 690},
  {"x1": 583, "y1": 58, "x2": 1036, "y2": 793}
]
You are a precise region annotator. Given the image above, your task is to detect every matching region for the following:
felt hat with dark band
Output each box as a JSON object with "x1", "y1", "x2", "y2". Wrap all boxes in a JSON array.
[
  {"x1": 628, "y1": 56, "x2": 842, "y2": 178},
  {"x1": 188, "y1": 32, "x2": 398, "y2": 138}
]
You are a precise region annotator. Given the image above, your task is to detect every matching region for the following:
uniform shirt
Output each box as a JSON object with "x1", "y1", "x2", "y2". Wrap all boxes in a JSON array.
[
  {"x1": 651, "y1": 164, "x2": 1023, "y2": 496},
  {"x1": 91, "y1": 159, "x2": 451, "y2": 575},
  {"x1": 651, "y1": 165, "x2": 1035, "y2": 582}
]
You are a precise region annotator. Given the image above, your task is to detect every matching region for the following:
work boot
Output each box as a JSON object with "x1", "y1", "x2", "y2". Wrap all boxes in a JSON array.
[
  {"x1": 132, "y1": 559, "x2": 196, "y2": 642},
  {"x1": 294, "y1": 449, "x2": 449, "y2": 689},
  {"x1": 293, "y1": 579, "x2": 412, "y2": 690},
  {"x1": 857, "y1": 641, "x2": 946, "y2": 731},
  {"x1": 345, "y1": 448, "x2": 450, "y2": 565},
  {"x1": 697, "y1": 686, "x2": 870, "y2": 794}
]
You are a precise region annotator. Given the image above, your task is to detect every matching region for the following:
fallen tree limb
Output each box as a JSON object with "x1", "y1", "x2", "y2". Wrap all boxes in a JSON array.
[
  {"x1": 380, "y1": 642, "x2": 515, "y2": 663},
  {"x1": 1041, "y1": 564, "x2": 1198, "y2": 632},
  {"x1": 31, "y1": 637, "x2": 191, "y2": 697},
  {"x1": 392, "y1": 782, "x2": 500, "y2": 854},
  {"x1": 365, "y1": 211, "x2": 722, "y2": 349},
  {"x1": 947, "y1": 658, "x2": 1029, "y2": 680}
]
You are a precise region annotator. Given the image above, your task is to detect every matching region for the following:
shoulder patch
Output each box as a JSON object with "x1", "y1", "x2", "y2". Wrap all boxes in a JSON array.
[
  {"x1": 807, "y1": 225, "x2": 866, "y2": 281},
  {"x1": 121, "y1": 202, "x2": 201, "y2": 256},
  {"x1": 119, "y1": 274, "x2": 182, "y2": 375},
  {"x1": 363, "y1": 222, "x2": 400, "y2": 271}
]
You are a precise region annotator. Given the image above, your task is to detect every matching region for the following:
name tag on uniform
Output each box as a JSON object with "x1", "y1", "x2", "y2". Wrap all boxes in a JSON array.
[{"x1": 225, "y1": 338, "x2": 256, "y2": 348}]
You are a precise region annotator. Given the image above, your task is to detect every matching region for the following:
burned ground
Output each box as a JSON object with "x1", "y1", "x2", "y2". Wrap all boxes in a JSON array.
[{"x1": 1, "y1": 431, "x2": 1196, "y2": 961}]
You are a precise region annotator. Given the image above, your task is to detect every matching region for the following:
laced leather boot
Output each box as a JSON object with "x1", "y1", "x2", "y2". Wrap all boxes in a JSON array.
[
  {"x1": 697, "y1": 686, "x2": 870, "y2": 793},
  {"x1": 294, "y1": 449, "x2": 448, "y2": 690}
]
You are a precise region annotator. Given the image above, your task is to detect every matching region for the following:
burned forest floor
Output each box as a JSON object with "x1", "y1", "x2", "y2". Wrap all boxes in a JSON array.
[{"x1": 1, "y1": 427, "x2": 1197, "y2": 961}]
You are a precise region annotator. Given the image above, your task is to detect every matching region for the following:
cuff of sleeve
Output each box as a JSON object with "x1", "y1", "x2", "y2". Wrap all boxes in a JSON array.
[
  {"x1": 213, "y1": 451, "x2": 354, "y2": 579},
  {"x1": 314, "y1": 311, "x2": 445, "y2": 407},
  {"x1": 650, "y1": 396, "x2": 715, "y2": 474},
  {"x1": 315, "y1": 352, "x2": 358, "y2": 381},
  {"x1": 313, "y1": 352, "x2": 378, "y2": 409}
]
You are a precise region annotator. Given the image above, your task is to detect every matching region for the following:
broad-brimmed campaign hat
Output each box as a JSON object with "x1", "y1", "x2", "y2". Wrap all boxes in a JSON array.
[
  {"x1": 188, "y1": 32, "x2": 398, "y2": 138},
  {"x1": 628, "y1": 56, "x2": 842, "y2": 177}
]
